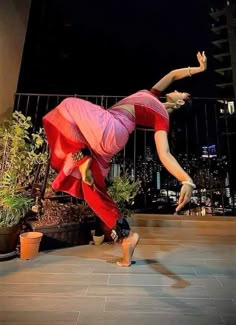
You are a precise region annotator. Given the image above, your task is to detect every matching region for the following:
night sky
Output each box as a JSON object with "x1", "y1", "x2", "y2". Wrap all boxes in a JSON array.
[{"x1": 18, "y1": 0, "x2": 215, "y2": 97}]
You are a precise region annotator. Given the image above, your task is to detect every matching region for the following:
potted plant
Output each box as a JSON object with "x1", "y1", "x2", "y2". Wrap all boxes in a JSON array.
[
  {"x1": 107, "y1": 174, "x2": 141, "y2": 217},
  {"x1": 27, "y1": 196, "x2": 96, "y2": 250},
  {"x1": 28, "y1": 172, "x2": 140, "y2": 248},
  {"x1": 22, "y1": 158, "x2": 97, "y2": 250},
  {"x1": 0, "y1": 194, "x2": 33, "y2": 256},
  {"x1": 97, "y1": 174, "x2": 141, "y2": 241},
  {"x1": 0, "y1": 111, "x2": 47, "y2": 258}
]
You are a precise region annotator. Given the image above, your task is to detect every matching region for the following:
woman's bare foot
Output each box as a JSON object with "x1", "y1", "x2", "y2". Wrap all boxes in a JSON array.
[
  {"x1": 117, "y1": 232, "x2": 140, "y2": 267},
  {"x1": 79, "y1": 157, "x2": 94, "y2": 185}
]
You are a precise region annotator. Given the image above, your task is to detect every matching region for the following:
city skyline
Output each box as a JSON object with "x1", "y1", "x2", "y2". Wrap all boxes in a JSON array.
[{"x1": 109, "y1": 146, "x2": 233, "y2": 215}]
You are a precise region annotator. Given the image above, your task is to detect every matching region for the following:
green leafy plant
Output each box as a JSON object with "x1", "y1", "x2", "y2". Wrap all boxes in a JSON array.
[
  {"x1": 0, "y1": 195, "x2": 33, "y2": 227},
  {"x1": 107, "y1": 174, "x2": 141, "y2": 217},
  {"x1": 0, "y1": 111, "x2": 48, "y2": 227}
]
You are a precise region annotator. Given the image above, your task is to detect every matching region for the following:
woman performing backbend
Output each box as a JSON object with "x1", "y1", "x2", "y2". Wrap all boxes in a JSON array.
[{"x1": 43, "y1": 51, "x2": 207, "y2": 266}]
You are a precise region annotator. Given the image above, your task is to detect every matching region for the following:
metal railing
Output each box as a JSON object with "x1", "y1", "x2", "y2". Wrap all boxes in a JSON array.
[{"x1": 14, "y1": 92, "x2": 236, "y2": 216}]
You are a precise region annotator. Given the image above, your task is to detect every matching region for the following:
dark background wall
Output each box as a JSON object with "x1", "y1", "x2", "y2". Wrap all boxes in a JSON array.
[{"x1": 18, "y1": 0, "x2": 215, "y2": 97}]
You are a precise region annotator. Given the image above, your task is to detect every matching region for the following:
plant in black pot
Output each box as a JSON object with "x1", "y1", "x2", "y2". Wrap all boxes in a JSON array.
[
  {"x1": 96, "y1": 173, "x2": 141, "y2": 242},
  {"x1": 0, "y1": 193, "x2": 33, "y2": 257},
  {"x1": 0, "y1": 111, "x2": 47, "y2": 259},
  {"x1": 24, "y1": 159, "x2": 97, "y2": 250},
  {"x1": 29, "y1": 196, "x2": 96, "y2": 250}
]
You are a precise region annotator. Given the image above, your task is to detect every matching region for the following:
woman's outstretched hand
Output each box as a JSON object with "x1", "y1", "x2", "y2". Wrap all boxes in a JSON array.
[
  {"x1": 197, "y1": 51, "x2": 207, "y2": 71},
  {"x1": 176, "y1": 183, "x2": 193, "y2": 212}
]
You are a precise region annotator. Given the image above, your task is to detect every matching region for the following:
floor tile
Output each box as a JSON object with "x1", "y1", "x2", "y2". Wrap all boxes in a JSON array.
[
  {"x1": 0, "y1": 283, "x2": 87, "y2": 296},
  {"x1": 105, "y1": 296, "x2": 236, "y2": 314},
  {"x1": 0, "y1": 296, "x2": 105, "y2": 312},
  {"x1": 0, "y1": 311, "x2": 78, "y2": 323},
  {"x1": 78, "y1": 311, "x2": 223, "y2": 325}
]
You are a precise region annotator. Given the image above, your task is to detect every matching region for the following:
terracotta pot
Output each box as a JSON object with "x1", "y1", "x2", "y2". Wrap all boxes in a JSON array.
[{"x1": 20, "y1": 232, "x2": 43, "y2": 260}]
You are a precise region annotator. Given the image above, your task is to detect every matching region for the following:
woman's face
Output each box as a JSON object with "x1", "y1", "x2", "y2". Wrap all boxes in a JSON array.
[{"x1": 166, "y1": 90, "x2": 190, "y2": 103}]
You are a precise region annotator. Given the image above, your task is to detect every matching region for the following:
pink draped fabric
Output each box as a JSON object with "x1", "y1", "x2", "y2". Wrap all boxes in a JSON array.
[
  {"x1": 113, "y1": 90, "x2": 169, "y2": 120},
  {"x1": 43, "y1": 97, "x2": 135, "y2": 199}
]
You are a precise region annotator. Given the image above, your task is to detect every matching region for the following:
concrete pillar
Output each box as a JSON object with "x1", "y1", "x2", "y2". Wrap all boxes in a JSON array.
[{"x1": 0, "y1": 0, "x2": 31, "y2": 122}]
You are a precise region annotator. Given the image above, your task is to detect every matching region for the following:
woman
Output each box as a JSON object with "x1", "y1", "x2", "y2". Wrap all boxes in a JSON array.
[{"x1": 43, "y1": 51, "x2": 207, "y2": 267}]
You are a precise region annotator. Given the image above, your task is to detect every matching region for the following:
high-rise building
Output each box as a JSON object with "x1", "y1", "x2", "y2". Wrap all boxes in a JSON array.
[{"x1": 209, "y1": 0, "x2": 236, "y2": 98}]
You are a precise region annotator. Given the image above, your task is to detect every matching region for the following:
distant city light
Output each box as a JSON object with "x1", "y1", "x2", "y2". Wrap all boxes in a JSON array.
[{"x1": 201, "y1": 145, "x2": 217, "y2": 158}]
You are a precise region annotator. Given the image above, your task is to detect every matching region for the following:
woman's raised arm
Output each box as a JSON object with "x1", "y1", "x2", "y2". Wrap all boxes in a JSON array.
[{"x1": 151, "y1": 51, "x2": 207, "y2": 92}]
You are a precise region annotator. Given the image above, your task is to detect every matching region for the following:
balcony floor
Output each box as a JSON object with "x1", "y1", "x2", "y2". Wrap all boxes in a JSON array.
[{"x1": 0, "y1": 214, "x2": 236, "y2": 325}]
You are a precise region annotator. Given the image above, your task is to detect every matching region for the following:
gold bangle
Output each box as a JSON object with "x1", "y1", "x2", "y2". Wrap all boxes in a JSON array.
[{"x1": 188, "y1": 66, "x2": 192, "y2": 77}]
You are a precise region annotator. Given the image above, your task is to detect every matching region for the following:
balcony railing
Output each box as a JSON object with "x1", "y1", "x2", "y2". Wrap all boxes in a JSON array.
[{"x1": 14, "y1": 92, "x2": 236, "y2": 216}]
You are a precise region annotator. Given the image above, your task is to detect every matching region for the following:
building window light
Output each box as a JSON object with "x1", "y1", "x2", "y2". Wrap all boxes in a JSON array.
[{"x1": 227, "y1": 101, "x2": 235, "y2": 114}]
